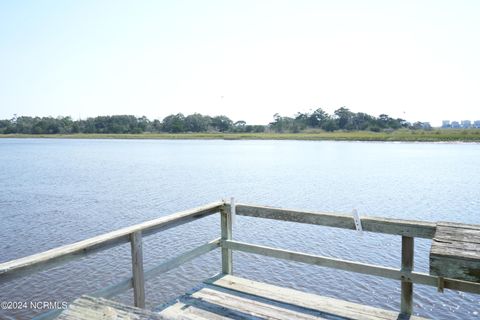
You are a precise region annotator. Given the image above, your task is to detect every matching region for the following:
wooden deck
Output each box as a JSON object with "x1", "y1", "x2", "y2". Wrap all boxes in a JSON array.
[
  {"x1": 56, "y1": 275, "x2": 428, "y2": 319},
  {"x1": 430, "y1": 222, "x2": 480, "y2": 283},
  {"x1": 157, "y1": 275, "x2": 427, "y2": 320},
  {"x1": 56, "y1": 295, "x2": 165, "y2": 320},
  {"x1": 3, "y1": 201, "x2": 480, "y2": 319}
]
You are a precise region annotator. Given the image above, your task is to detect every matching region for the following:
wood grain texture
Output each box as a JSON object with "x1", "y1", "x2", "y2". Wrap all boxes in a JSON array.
[
  {"x1": 221, "y1": 205, "x2": 233, "y2": 275},
  {"x1": 55, "y1": 295, "x2": 166, "y2": 320},
  {"x1": 130, "y1": 231, "x2": 146, "y2": 308},
  {"x1": 430, "y1": 223, "x2": 480, "y2": 282},
  {"x1": 400, "y1": 236, "x2": 414, "y2": 315},
  {"x1": 0, "y1": 202, "x2": 222, "y2": 283},
  {"x1": 157, "y1": 274, "x2": 428, "y2": 319},
  {"x1": 91, "y1": 238, "x2": 221, "y2": 299},
  {"x1": 230, "y1": 204, "x2": 436, "y2": 238},
  {"x1": 223, "y1": 240, "x2": 480, "y2": 294}
]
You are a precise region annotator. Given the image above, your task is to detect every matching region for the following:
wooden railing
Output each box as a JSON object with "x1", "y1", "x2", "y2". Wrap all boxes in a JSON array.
[
  {"x1": 1, "y1": 200, "x2": 480, "y2": 320},
  {"x1": 227, "y1": 204, "x2": 480, "y2": 312},
  {"x1": 0, "y1": 202, "x2": 223, "y2": 319}
]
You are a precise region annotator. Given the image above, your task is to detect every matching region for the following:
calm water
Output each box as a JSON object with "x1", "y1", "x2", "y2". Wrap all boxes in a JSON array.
[{"x1": 0, "y1": 139, "x2": 479, "y2": 319}]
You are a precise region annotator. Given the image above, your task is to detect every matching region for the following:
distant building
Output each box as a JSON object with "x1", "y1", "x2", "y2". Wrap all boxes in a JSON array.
[
  {"x1": 451, "y1": 121, "x2": 461, "y2": 128},
  {"x1": 461, "y1": 120, "x2": 472, "y2": 128},
  {"x1": 474, "y1": 120, "x2": 480, "y2": 128},
  {"x1": 421, "y1": 122, "x2": 432, "y2": 129},
  {"x1": 442, "y1": 120, "x2": 451, "y2": 128}
]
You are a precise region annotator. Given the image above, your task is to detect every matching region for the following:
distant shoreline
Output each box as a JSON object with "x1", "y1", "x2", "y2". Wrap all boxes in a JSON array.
[{"x1": 1, "y1": 130, "x2": 480, "y2": 142}]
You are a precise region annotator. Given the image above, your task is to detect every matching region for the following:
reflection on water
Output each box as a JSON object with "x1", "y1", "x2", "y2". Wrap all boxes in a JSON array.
[{"x1": 0, "y1": 139, "x2": 479, "y2": 319}]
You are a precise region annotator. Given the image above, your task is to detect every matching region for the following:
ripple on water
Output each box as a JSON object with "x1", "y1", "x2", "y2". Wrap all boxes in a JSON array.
[{"x1": 1, "y1": 139, "x2": 480, "y2": 319}]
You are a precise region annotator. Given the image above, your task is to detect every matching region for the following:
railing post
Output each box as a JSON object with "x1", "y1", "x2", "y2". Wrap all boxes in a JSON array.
[
  {"x1": 221, "y1": 201, "x2": 233, "y2": 274},
  {"x1": 401, "y1": 236, "x2": 414, "y2": 315},
  {"x1": 130, "y1": 231, "x2": 145, "y2": 308}
]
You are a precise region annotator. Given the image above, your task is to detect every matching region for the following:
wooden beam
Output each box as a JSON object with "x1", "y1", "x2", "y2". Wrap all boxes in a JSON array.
[
  {"x1": 0, "y1": 202, "x2": 222, "y2": 283},
  {"x1": 401, "y1": 236, "x2": 414, "y2": 315},
  {"x1": 91, "y1": 238, "x2": 221, "y2": 299},
  {"x1": 430, "y1": 222, "x2": 480, "y2": 282},
  {"x1": 130, "y1": 231, "x2": 145, "y2": 308},
  {"x1": 144, "y1": 238, "x2": 221, "y2": 280},
  {"x1": 230, "y1": 204, "x2": 436, "y2": 238},
  {"x1": 221, "y1": 203, "x2": 233, "y2": 274},
  {"x1": 223, "y1": 240, "x2": 480, "y2": 294},
  {"x1": 223, "y1": 239, "x2": 402, "y2": 278}
]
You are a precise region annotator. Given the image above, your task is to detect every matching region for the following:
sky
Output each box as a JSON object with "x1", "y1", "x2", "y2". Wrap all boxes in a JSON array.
[{"x1": 1, "y1": 1, "x2": 479, "y2": 126}]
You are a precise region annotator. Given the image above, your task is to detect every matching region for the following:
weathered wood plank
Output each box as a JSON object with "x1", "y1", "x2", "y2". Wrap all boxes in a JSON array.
[
  {"x1": 430, "y1": 240, "x2": 480, "y2": 261},
  {"x1": 437, "y1": 221, "x2": 480, "y2": 230},
  {"x1": 223, "y1": 239, "x2": 402, "y2": 279},
  {"x1": 205, "y1": 275, "x2": 428, "y2": 320},
  {"x1": 223, "y1": 240, "x2": 480, "y2": 294},
  {"x1": 187, "y1": 286, "x2": 326, "y2": 320},
  {"x1": 230, "y1": 204, "x2": 436, "y2": 238},
  {"x1": 54, "y1": 295, "x2": 166, "y2": 320},
  {"x1": 400, "y1": 236, "x2": 414, "y2": 315},
  {"x1": 430, "y1": 256, "x2": 480, "y2": 283},
  {"x1": 221, "y1": 205, "x2": 233, "y2": 275},
  {"x1": 130, "y1": 231, "x2": 145, "y2": 308},
  {"x1": 430, "y1": 223, "x2": 480, "y2": 282},
  {"x1": 91, "y1": 238, "x2": 221, "y2": 299},
  {"x1": 144, "y1": 238, "x2": 221, "y2": 280},
  {"x1": 159, "y1": 299, "x2": 230, "y2": 319},
  {"x1": 0, "y1": 202, "x2": 222, "y2": 283},
  {"x1": 434, "y1": 227, "x2": 480, "y2": 243}
]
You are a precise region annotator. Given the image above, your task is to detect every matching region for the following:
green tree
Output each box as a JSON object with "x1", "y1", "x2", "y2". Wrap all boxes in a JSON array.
[
  {"x1": 334, "y1": 107, "x2": 354, "y2": 130},
  {"x1": 322, "y1": 118, "x2": 338, "y2": 132},
  {"x1": 162, "y1": 114, "x2": 186, "y2": 133},
  {"x1": 185, "y1": 113, "x2": 211, "y2": 132},
  {"x1": 211, "y1": 115, "x2": 233, "y2": 132},
  {"x1": 308, "y1": 108, "x2": 329, "y2": 127},
  {"x1": 233, "y1": 120, "x2": 247, "y2": 132}
]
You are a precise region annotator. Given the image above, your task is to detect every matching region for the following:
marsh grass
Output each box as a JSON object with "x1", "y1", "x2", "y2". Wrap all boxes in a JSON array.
[{"x1": 1, "y1": 129, "x2": 480, "y2": 142}]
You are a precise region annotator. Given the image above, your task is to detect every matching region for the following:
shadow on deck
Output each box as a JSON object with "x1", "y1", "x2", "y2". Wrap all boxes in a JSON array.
[{"x1": 58, "y1": 275, "x2": 426, "y2": 320}]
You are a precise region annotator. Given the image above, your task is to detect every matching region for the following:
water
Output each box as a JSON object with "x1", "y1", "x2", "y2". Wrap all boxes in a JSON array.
[{"x1": 0, "y1": 138, "x2": 479, "y2": 319}]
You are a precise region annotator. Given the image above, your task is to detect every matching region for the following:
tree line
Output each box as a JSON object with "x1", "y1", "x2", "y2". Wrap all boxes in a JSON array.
[
  {"x1": 0, "y1": 108, "x2": 431, "y2": 134},
  {"x1": 270, "y1": 107, "x2": 430, "y2": 132},
  {"x1": 0, "y1": 114, "x2": 264, "y2": 134}
]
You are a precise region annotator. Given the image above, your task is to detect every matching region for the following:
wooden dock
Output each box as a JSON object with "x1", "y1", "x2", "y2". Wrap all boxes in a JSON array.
[
  {"x1": 1, "y1": 200, "x2": 480, "y2": 319},
  {"x1": 59, "y1": 275, "x2": 427, "y2": 320},
  {"x1": 430, "y1": 221, "x2": 480, "y2": 283},
  {"x1": 159, "y1": 274, "x2": 428, "y2": 319}
]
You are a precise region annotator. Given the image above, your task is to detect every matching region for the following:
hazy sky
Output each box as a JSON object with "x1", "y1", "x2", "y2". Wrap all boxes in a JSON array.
[{"x1": 1, "y1": 1, "x2": 479, "y2": 126}]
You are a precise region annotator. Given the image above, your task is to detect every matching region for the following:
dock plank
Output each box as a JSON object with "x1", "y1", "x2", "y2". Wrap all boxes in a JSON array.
[
  {"x1": 189, "y1": 286, "x2": 327, "y2": 320},
  {"x1": 160, "y1": 300, "x2": 230, "y2": 320},
  {"x1": 55, "y1": 295, "x2": 166, "y2": 320},
  {"x1": 430, "y1": 223, "x2": 480, "y2": 282},
  {"x1": 157, "y1": 275, "x2": 427, "y2": 320},
  {"x1": 206, "y1": 275, "x2": 426, "y2": 320}
]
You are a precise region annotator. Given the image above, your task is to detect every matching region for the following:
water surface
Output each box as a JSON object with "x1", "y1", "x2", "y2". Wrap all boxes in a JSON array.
[{"x1": 0, "y1": 139, "x2": 479, "y2": 319}]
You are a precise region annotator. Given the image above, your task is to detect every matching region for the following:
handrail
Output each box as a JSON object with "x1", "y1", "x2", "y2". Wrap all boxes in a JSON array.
[
  {"x1": 222, "y1": 239, "x2": 480, "y2": 294},
  {"x1": 219, "y1": 202, "x2": 479, "y2": 316},
  {"x1": 0, "y1": 201, "x2": 222, "y2": 283},
  {"x1": 1, "y1": 200, "x2": 479, "y2": 319},
  {"x1": 92, "y1": 238, "x2": 221, "y2": 299},
  {"x1": 34, "y1": 238, "x2": 221, "y2": 320},
  {"x1": 229, "y1": 203, "x2": 436, "y2": 238}
]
